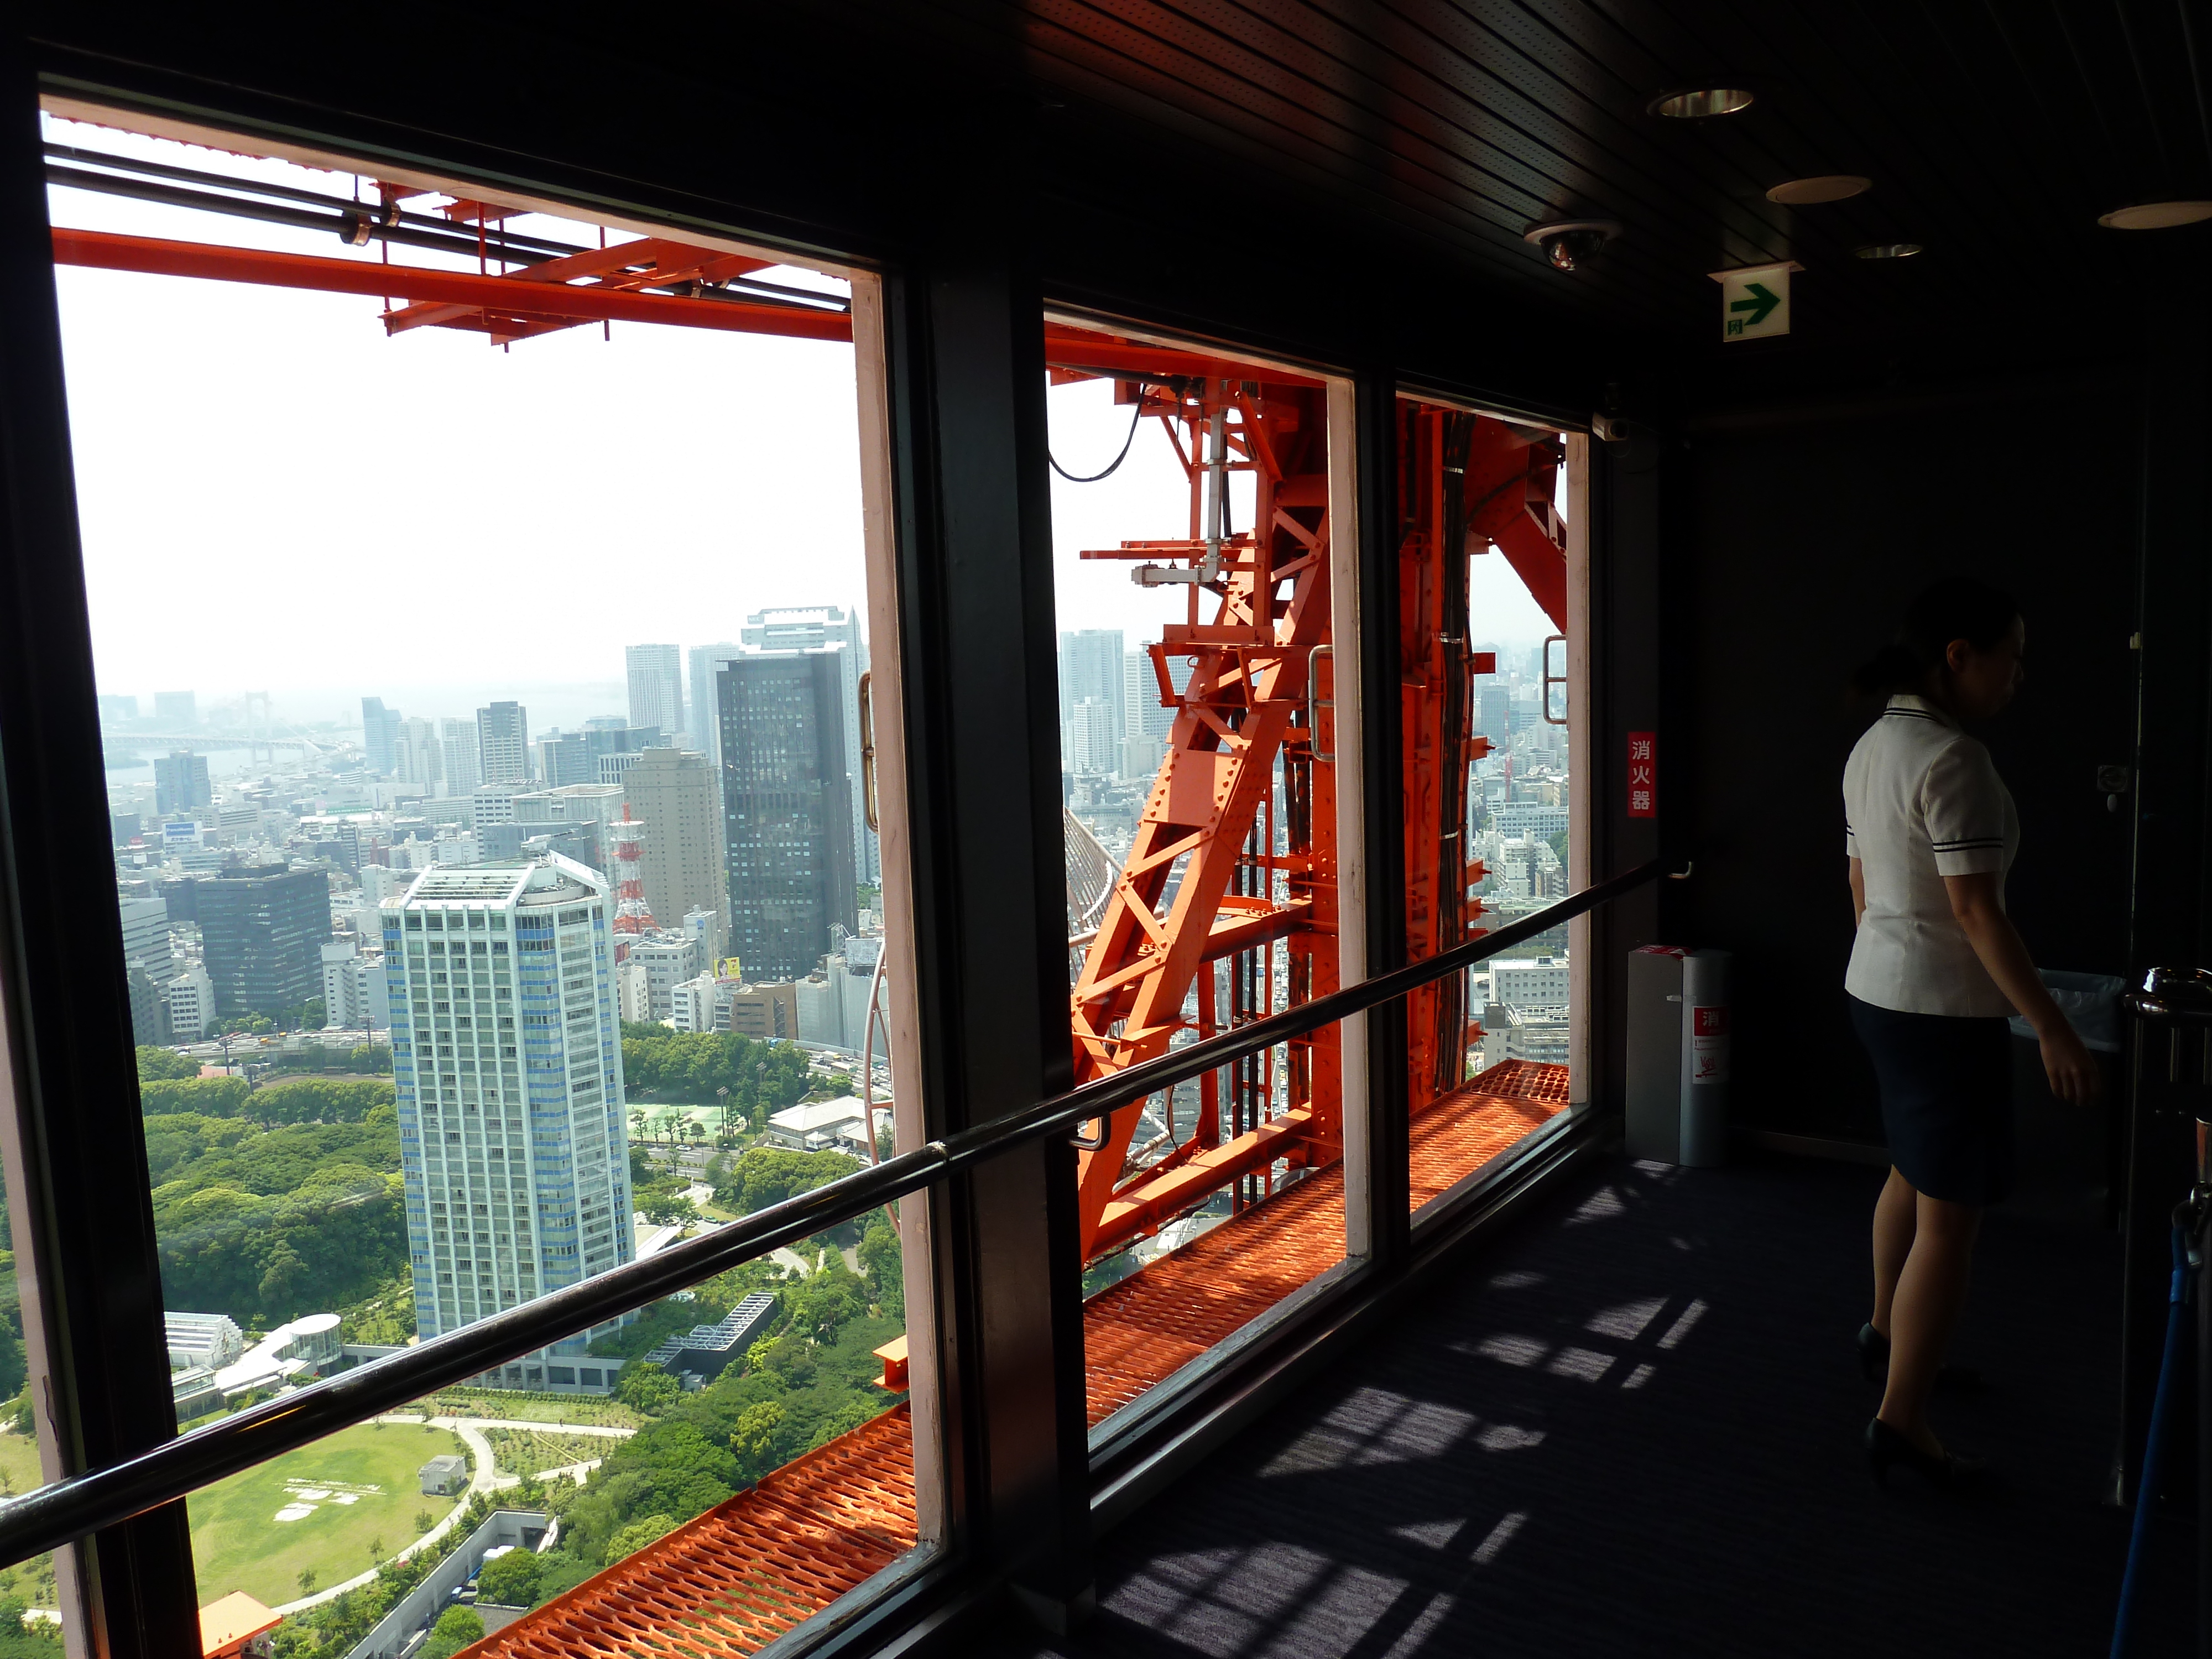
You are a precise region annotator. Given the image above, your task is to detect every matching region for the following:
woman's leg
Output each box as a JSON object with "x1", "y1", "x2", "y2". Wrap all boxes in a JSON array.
[
  {"x1": 1870, "y1": 1166, "x2": 1917, "y2": 1336},
  {"x1": 1878, "y1": 1192, "x2": 1984, "y2": 1452}
]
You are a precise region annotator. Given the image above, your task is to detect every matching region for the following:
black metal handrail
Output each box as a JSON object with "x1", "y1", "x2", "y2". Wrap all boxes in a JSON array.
[{"x1": 0, "y1": 859, "x2": 1660, "y2": 1567}]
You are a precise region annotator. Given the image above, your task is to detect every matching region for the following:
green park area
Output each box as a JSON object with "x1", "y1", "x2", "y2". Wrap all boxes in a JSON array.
[
  {"x1": 0, "y1": 1428, "x2": 43, "y2": 1500},
  {"x1": 186, "y1": 1422, "x2": 463, "y2": 1609}
]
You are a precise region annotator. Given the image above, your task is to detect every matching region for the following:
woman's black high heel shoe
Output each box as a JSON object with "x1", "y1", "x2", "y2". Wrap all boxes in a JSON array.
[
  {"x1": 1864, "y1": 1417, "x2": 1989, "y2": 1489},
  {"x1": 1857, "y1": 1323, "x2": 1985, "y2": 1390}
]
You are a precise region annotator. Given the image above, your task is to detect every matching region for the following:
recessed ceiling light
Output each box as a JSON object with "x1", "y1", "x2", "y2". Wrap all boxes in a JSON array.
[
  {"x1": 1854, "y1": 242, "x2": 1923, "y2": 259},
  {"x1": 2099, "y1": 201, "x2": 2212, "y2": 229},
  {"x1": 1648, "y1": 87, "x2": 1755, "y2": 119},
  {"x1": 1767, "y1": 175, "x2": 1872, "y2": 205}
]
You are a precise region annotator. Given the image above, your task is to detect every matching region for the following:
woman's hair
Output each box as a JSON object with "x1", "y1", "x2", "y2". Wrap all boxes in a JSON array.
[{"x1": 1850, "y1": 576, "x2": 2021, "y2": 700}]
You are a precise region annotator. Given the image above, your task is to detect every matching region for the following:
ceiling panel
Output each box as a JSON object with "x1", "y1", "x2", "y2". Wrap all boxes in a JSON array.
[{"x1": 916, "y1": 0, "x2": 2212, "y2": 353}]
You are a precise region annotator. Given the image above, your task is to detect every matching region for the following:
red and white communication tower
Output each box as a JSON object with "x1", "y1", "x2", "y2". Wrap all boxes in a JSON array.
[{"x1": 609, "y1": 807, "x2": 654, "y2": 949}]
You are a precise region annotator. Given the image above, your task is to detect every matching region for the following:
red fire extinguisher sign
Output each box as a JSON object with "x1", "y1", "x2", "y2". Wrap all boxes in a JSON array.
[{"x1": 1627, "y1": 731, "x2": 1657, "y2": 819}]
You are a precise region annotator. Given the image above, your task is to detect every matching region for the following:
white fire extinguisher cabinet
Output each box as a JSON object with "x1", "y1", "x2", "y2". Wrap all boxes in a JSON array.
[{"x1": 1626, "y1": 947, "x2": 1732, "y2": 1167}]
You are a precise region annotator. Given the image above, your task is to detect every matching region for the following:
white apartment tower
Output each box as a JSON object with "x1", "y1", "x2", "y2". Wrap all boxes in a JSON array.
[
  {"x1": 440, "y1": 717, "x2": 482, "y2": 796},
  {"x1": 384, "y1": 856, "x2": 632, "y2": 1379},
  {"x1": 625, "y1": 644, "x2": 685, "y2": 745}
]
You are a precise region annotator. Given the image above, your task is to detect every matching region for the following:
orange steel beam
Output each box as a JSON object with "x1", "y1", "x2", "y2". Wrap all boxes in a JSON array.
[
  {"x1": 1090, "y1": 1108, "x2": 1314, "y2": 1256},
  {"x1": 49, "y1": 228, "x2": 852, "y2": 341},
  {"x1": 1396, "y1": 404, "x2": 1566, "y2": 1110}
]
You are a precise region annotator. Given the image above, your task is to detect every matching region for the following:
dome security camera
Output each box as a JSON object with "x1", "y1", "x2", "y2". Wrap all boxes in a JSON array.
[{"x1": 1522, "y1": 218, "x2": 1623, "y2": 272}]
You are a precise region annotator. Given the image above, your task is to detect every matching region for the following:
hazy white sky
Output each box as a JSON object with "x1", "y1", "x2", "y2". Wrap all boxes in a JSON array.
[
  {"x1": 45, "y1": 116, "x2": 868, "y2": 732},
  {"x1": 45, "y1": 113, "x2": 1557, "y2": 739}
]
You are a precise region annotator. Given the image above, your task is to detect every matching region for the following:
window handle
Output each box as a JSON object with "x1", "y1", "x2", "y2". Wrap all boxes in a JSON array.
[
  {"x1": 858, "y1": 670, "x2": 879, "y2": 833},
  {"x1": 1308, "y1": 644, "x2": 1335, "y2": 763}
]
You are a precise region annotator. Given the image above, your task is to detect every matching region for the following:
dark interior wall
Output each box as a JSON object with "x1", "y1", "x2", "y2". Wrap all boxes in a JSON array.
[{"x1": 1677, "y1": 388, "x2": 2141, "y2": 1142}]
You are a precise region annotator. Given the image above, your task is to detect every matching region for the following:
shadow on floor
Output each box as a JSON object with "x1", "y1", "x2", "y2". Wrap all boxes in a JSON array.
[{"x1": 981, "y1": 1152, "x2": 2193, "y2": 1658}]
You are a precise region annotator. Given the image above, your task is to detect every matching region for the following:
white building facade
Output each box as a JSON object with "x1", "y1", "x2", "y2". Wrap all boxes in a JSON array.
[{"x1": 384, "y1": 856, "x2": 633, "y2": 1384}]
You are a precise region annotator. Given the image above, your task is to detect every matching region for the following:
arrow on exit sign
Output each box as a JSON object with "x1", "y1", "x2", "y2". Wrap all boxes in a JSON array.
[{"x1": 1709, "y1": 260, "x2": 1802, "y2": 341}]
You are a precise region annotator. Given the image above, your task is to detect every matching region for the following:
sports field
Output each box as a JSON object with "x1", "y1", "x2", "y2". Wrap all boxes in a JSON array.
[{"x1": 187, "y1": 1421, "x2": 465, "y2": 1607}]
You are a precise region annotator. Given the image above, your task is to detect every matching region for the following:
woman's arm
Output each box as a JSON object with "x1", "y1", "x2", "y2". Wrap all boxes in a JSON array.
[
  {"x1": 1849, "y1": 857, "x2": 1865, "y2": 927},
  {"x1": 1944, "y1": 872, "x2": 2101, "y2": 1104}
]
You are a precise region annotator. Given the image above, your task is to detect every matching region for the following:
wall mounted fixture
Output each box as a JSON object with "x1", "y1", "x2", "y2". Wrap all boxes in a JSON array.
[
  {"x1": 1522, "y1": 218, "x2": 1623, "y2": 271},
  {"x1": 1648, "y1": 87, "x2": 1754, "y2": 118},
  {"x1": 1853, "y1": 242, "x2": 1923, "y2": 259},
  {"x1": 1767, "y1": 176, "x2": 1872, "y2": 205},
  {"x1": 2098, "y1": 201, "x2": 2212, "y2": 229}
]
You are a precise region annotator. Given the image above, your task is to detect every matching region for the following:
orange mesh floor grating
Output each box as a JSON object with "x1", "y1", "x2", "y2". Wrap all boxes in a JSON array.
[
  {"x1": 1081, "y1": 1060, "x2": 1567, "y2": 1423},
  {"x1": 461, "y1": 1063, "x2": 1566, "y2": 1657},
  {"x1": 464, "y1": 1406, "x2": 917, "y2": 1659}
]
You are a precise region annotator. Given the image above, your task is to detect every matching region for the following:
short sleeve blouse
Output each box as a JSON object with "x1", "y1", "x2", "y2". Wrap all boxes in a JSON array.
[{"x1": 1841, "y1": 695, "x2": 2020, "y2": 1018}]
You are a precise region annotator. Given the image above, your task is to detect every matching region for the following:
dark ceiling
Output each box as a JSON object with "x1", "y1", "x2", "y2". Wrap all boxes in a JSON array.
[{"x1": 907, "y1": 0, "x2": 2212, "y2": 357}]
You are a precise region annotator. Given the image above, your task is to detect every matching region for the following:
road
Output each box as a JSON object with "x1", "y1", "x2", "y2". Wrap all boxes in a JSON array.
[{"x1": 268, "y1": 1415, "x2": 636, "y2": 1616}]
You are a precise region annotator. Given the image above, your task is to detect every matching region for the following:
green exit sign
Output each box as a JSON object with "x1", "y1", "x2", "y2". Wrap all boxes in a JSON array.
[{"x1": 1710, "y1": 261, "x2": 1802, "y2": 341}]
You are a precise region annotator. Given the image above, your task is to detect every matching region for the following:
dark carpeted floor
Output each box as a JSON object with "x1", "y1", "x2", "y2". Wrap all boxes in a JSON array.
[{"x1": 977, "y1": 1152, "x2": 2195, "y2": 1658}]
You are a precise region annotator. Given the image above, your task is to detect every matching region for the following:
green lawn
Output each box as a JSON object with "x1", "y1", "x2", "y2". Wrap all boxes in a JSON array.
[
  {"x1": 187, "y1": 1421, "x2": 464, "y2": 1607},
  {"x1": 0, "y1": 1428, "x2": 44, "y2": 1499},
  {"x1": 481, "y1": 1428, "x2": 610, "y2": 1476},
  {"x1": 419, "y1": 1390, "x2": 641, "y2": 1430}
]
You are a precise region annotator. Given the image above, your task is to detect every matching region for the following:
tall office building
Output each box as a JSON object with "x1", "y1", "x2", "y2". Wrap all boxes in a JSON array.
[
  {"x1": 1063, "y1": 699, "x2": 1118, "y2": 776},
  {"x1": 538, "y1": 723, "x2": 659, "y2": 789},
  {"x1": 1058, "y1": 629, "x2": 1125, "y2": 734},
  {"x1": 1477, "y1": 683, "x2": 1512, "y2": 750},
  {"x1": 440, "y1": 718, "x2": 481, "y2": 795},
  {"x1": 477, "y1": 701, "x2": 531, "y2": 785},
  {"x1": 625, "y1": 645, "x2": 685, "y2": 746},
  {"x1": 398, "y1": 716, "x2": 442, "y2": 791},
  {"x1": 740, "y1": 606, "x2": 874, "y2": 883},
  {"x1": 153, "y1": 691, "x2": 197, "y2": 725},
  {"x1": 153, "y1": 751, "x2": 212, "y2": 816},
  {"x1": 1122, "y1": 648, "x2": 1176, "y2": 779},
  {"x1": 197, "y1": 864, "x2": 329, "y2": 1016},
  {"x1": 97, "y1": 693, "x2": 138, "y2": 724},
  {"x1": 621, "y1": 747, "x2": 728, "y2": 956},
  {"x1": 718, "y1": 653, "x2": 857, "y2": 978},
  {"x1": 687, "y1": 642, "x2": 742, "y2": 770},
  {"x1": 384, "y1": 857, "x2": 632, "y2": 1365},
  {"x1": 362, "y1": 697, "x2": 404, "y2": 776},
  {"x1": 117, "y1": 895, "x2": 174, "y2": 1045}
]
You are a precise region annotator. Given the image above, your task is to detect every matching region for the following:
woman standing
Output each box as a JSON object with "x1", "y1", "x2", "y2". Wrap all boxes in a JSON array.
[{"x1": 1843, "y1": 576, "x2": 2099, "y2": 1487}]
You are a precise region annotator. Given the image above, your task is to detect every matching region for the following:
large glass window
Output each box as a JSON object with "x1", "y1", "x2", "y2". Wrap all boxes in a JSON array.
[
  {"x1": 50, "y1": 102, "x2": 930, "y2": 1651},
  {"x1": 1047, "y1": 321, "x2": 1358, "y2": 1432},
  {"x1": 1393, "y1": 395, "x2": 1588, "y2": 1218}
]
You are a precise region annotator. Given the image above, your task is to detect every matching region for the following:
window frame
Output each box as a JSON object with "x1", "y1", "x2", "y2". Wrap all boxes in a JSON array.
[{"x1": 0, "y1": 69, "x2": 968, "y2": 1654}]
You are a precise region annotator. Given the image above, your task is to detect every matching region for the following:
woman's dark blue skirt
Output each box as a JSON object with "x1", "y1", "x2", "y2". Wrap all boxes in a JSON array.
[{"x1": 1848, "y1": 995, "x2": 2015, "y2": 1206}]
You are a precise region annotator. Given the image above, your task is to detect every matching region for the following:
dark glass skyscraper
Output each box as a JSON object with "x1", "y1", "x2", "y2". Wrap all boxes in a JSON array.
[
  {"x1": 196, "y1": 865, "x2": 330, "y2": 1016},
  {"x1": 718, "y1": 653, "x2": 857, "y2": 979}
]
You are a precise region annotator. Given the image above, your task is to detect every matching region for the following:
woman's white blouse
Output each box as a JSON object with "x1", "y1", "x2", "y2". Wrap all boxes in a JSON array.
[{"x1": 1843, "y1": 694, "x2": 2020, "y2": 1018}]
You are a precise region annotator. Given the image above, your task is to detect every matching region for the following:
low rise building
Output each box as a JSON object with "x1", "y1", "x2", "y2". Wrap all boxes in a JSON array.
[
  {"x1": 419, "y1": 1454, "x2": 468, "y2": 1496},
  {"x1": 165, "y1": 1311, "x2": 244, "y2": 1371},
  {"x1": 640, "y1": 1292, "x2": 779, "y2": 1384},
  {"x1": 159, "y1": 964, "x2": 215, "y2": 1040},
  {"x1": 765, "y1": 1097, "x2": 871, "y2": 1155}
]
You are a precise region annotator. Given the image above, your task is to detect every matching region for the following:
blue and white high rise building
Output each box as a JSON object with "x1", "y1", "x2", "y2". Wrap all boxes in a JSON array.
[{"x1": 384, "y1": 854, "x2": 633, "y2": 1385}]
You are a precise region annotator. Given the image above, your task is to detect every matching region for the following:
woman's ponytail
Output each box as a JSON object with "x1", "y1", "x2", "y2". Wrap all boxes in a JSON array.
[{"x1": 1850, "y1": 576, "x2": 2021, "y2": 703}]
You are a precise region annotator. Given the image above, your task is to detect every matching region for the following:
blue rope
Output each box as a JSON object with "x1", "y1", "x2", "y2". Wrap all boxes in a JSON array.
[{"x1": 2111, "y1": 1216, "x2": 2194, "y2": 1659}]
